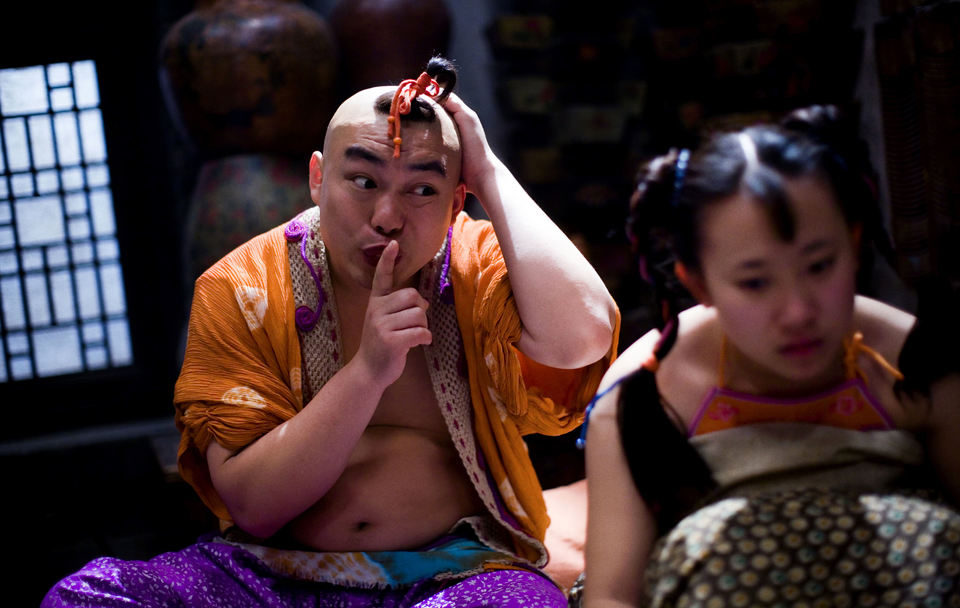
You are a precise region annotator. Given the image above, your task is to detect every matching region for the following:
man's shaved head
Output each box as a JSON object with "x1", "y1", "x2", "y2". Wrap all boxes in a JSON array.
[
  {"x1": 309, "y1": 76, "x2": 467, "y2": 294},
  {"x1": 324, "y1": 86, "x2": 461, "y2": 158}
]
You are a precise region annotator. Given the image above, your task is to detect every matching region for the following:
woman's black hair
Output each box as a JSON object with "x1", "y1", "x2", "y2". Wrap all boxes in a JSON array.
[
  {"x1": 779, "y1": 105, "x2": 897, "y2": 292},
  {"x1": 617, "y1": 104, "x2": 893, "y2": 533},
  {"x1": 628, "y1": 104, "x2": 892, "y2": 299},
  {"x1": 616, "y1": 322, "x2": 717, "y2": 533}
]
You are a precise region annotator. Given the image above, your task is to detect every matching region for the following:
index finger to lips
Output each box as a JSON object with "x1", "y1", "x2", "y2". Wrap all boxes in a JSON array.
[{"x1": 371, "y1": 241, "x2": 398, "y2": 296}]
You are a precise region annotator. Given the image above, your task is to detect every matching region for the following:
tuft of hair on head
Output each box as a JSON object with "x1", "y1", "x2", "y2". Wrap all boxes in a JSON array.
[
  {"x1": 424, "y1": 55, "x2": 457, "y2": 103},
  {"x1": 374, "y1": 56, "x2": 458, "y2": 120},
  {"x1": 378, "y1": 56, "x2": 460, "y2": 157}
]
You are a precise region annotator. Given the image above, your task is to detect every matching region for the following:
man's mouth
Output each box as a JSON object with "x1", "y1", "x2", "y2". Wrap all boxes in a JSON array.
[{"x1": 362, "y1": 245, "x2": 396, "y2": 267}]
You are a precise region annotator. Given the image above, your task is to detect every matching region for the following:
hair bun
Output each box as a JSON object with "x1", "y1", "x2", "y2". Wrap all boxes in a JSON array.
[
  {"x1": 778, "y1": 104, "x2": 865, "y2": 167},
  {"x1": 425, "y1": 56, "x2": 457, "y2": 103},
  {"x1": 780, "y1": 104, "x2": 841, "y2": 134}
]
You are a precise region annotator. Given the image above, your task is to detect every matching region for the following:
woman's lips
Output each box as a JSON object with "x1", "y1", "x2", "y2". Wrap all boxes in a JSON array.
[{"x1": 779, "y1": 338, "x2": 823, "y2": 358}]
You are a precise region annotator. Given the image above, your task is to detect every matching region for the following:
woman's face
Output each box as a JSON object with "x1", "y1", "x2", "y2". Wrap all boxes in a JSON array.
[{"x1": 693, "y1": 175, "x2": 859, "y2": 391}]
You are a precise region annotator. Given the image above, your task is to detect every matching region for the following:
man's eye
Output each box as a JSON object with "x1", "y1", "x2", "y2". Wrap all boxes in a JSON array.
[
  {"x1": 411, "y1": 184, "x2": 437, "y2": 196},
  {"x1": 351, "y1": 176, "x2": 376, "y2": 189}
]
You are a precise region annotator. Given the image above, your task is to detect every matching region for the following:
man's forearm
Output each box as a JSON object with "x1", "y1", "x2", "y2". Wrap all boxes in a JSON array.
[{"x1": 207, "y1": 358, "x2": 385, "y2": 538}]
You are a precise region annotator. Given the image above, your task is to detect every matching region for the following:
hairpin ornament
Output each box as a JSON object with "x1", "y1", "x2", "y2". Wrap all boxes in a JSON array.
[
  {"x1": 672, "y1": 148, "x2": 690, "y2": 208},
  {"x1": 388, "y1": 72, "x2": 441, "y2": 158}
]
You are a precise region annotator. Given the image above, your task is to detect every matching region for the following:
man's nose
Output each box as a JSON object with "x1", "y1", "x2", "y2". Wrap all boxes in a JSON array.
[{"x1": 371, "y1": 195, "x2": 403, "y2": 236}]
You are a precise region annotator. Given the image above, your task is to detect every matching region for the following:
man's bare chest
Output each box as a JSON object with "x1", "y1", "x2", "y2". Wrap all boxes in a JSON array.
[
  {"x1": 338, "y1": 311, "x2": 449, "y2": 435},
  {"x1": 372, "y1": 348, "x2": 449, "y2": 434}
]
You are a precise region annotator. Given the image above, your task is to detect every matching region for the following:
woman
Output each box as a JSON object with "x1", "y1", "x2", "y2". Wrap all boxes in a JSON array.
[{"x1": 582, "y1": 106, "x2": 960, "y2": 607}]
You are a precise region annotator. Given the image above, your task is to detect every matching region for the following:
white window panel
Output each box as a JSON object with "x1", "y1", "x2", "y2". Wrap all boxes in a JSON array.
[
  {"x1": 15, "y1": 196, "x2": 65, "y2": 246},
  {"x1": 0, "y1": 66, "x2": 48, "y2": 115},
  {"x1": 3, "y1": 118, "x2": 30, "y2": 171},
  {"x1": 34, "y1": 326, "x2": 83, "y2": 377},
  {"x1": 0, "y1": 59, "x2": 131, "y2": 382}
]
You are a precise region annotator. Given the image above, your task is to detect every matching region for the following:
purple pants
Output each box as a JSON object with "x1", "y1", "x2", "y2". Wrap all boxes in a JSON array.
[{"x1": 41, "y1": 539, "x2": 567, "y2": 608}]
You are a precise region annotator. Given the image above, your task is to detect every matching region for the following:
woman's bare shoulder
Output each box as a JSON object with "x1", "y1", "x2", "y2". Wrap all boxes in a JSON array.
[
  {"x1": 675, "y1": 304, "x2": 719, "y2": 344},
  {"x1": 595, "y1": 305, "x2": 718, "y2": 418},
  {"x1": 658, "y1": 305, "x2": 719, "y2": 414},
  {"x1": 590, "y1": 330, "x2": 656, "y2": 420},
  {"x1": 601, "y1": 306, "x2": 716, "y2": 386},
  {"x1": 854, "y1": 294, "x2": 916, "y2": 361}
]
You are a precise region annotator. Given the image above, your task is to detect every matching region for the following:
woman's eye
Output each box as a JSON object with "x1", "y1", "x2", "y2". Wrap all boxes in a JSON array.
[
  {"x1": 351, "y1": 176, "x2": 376, "y2": 189},
  {"x1": 737, "y1": 278, "x2": 769, "y2": 292},
  {"x1": 411, "y1": 184, "x2": 437, "y2": 196},
  {"x1": 809, "y1": 256, "x2": 836, "y2": 275}
]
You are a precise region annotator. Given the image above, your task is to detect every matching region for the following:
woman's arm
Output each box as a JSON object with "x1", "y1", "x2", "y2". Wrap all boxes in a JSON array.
[
  {"x1": 442, "y1": 94, "x2": 617, "y2": 369},
  {"x1": 583, "y1": 381, "x2": 658, "y2": 607},
  {"x1": 583, "y1": 334, "x2": 664, "y2": 606},
  {"x1": 924, "y1": 373, "x2": 960, "y2": 505}
]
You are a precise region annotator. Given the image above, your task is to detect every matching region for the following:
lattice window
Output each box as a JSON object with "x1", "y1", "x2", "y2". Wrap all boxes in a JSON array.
[{"x1": 0, "y1": 60, "x2": 132, "y2": 382}]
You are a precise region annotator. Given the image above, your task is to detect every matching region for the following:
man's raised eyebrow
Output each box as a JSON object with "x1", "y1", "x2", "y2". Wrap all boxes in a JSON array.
[
  {"x1": 343, "y1": 146, "x2": 446, "y2": 177},
  {"x1": 408, "y1": 160, "x2": 447, "y2": 177},
  {"x1": 344, "y1": 145, "x2": 385, "y2": 165}
]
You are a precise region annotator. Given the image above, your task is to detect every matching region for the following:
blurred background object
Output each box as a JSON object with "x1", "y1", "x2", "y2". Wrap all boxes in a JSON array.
[
  {"x1": 159, "y1": 0, "x2": 337, "y2": 159},
  {"x1": 875, "y1": 1, "x2": 960, "y2": 284},
  {"x1": 328, "y1": 0, "x2": 452, "y2": 94},
  {"x1": 159, "y1": 0, "x2": 336, "y2": 281}
]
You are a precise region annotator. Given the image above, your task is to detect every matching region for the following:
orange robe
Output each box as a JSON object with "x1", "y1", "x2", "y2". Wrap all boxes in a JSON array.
[{"x1": 174, "y1": 211, "x2": 619, "y2": 564}]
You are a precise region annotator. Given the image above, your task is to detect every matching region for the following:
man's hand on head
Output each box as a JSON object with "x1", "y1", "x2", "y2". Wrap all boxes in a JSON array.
[{"x1": 440, "y1": 93, "x2": 496, "y2": 194}]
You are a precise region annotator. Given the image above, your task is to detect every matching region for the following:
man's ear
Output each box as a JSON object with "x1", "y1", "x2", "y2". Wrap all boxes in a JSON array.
[
  {"x1": 451, "y1": 183, "x2": 466, "y2": 222},
  {"x1": 675, "y1": 261, "x2": 712, "y2": 306},
  {"x1": 308, "y1": 151, "x2": 324, "y2": 203}
]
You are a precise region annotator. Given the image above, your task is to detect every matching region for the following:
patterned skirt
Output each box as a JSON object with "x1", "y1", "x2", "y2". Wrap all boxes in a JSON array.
[{"x1": 645, "y1": 488, "x2": 960, "y2": 607}]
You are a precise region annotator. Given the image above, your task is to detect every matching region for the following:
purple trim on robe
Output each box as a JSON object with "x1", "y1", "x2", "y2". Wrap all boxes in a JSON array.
[{"x1": 475, "y1": 446, "x2": 524, "y2": 531}]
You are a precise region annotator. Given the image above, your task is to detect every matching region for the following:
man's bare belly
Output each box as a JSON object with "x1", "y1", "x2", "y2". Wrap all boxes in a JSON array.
[{"x1": 287, "y1": 425, "x2": 484, "y2": 552}]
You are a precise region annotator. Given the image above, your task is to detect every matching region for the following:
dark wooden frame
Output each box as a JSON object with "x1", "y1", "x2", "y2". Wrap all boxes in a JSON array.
[{"x1": 0, "y1": 4, "x2": 189, "y2": 440}]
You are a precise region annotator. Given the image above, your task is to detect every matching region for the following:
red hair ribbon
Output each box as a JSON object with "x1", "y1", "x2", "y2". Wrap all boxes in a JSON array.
[{"x1": 388, "y1": 72, "x2": 441, "y2": 158}]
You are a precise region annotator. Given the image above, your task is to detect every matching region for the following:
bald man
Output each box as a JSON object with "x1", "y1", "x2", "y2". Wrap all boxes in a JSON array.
[{"x1": 44, "y1": 63, "x2": 618, "y2": 607}]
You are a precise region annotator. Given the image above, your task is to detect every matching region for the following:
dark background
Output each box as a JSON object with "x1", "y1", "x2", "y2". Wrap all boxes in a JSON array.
[{"x1": 1, "y1": 1, "x2": 958, "y2": 604}]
